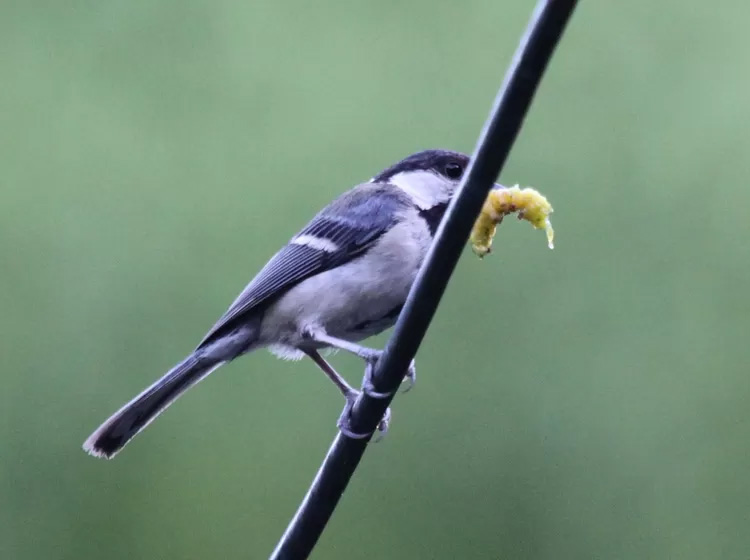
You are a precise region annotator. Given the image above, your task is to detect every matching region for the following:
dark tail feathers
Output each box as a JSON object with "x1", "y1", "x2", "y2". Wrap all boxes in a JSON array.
[{"x1": 83, "y1": 354, "x2": 223, "y2": 459}]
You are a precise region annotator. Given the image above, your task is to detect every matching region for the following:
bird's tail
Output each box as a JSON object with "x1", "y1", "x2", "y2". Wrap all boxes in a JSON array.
[{"x1": 83, "y1": 354, "x2": 224, "y2": 459}]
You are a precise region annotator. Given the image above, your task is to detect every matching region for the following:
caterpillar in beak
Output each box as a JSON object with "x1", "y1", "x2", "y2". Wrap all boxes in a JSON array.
[{"x1": 470, "y1": 185, "x2": 554, "y2": 258}]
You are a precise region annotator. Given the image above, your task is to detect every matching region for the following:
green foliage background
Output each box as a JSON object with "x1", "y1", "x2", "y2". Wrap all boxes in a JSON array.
[{"x1": 3, "y1": 2, "x2": 750, "y2": 558}]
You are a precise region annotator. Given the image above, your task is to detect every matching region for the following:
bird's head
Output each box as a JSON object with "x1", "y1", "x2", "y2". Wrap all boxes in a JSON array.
[{"x1": 372, "y1": 149, "x2": 473, "y2": 209}]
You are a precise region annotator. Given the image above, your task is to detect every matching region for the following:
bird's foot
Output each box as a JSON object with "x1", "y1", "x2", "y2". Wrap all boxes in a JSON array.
[
  {"x1": 360, "y1": 354, "x2": 417, "y2": 398},
  {"x1": 300, "y1": 329, "x2": 416, "y2": 395},
  {"x1": 337, "y1": 390, "x2": 391, "y2": 440}
]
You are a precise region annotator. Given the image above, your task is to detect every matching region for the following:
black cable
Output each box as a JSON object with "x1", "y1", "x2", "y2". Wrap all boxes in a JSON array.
[{"x1": 270, "y1": 1, "x2": 578, "y2": 557}]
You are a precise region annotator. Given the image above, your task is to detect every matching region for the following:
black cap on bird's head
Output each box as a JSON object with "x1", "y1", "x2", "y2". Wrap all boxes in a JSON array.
[{"x1": 372, "y1": 149, "x2": 471, "y2": 184}]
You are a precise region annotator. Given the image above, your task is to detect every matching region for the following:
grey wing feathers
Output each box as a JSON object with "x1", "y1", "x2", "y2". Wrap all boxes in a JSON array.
[{"x1": 197, "y1": 182, "x2": 411, "y2": 348}]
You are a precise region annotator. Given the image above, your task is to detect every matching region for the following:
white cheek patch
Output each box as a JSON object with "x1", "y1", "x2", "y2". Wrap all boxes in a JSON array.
[
  {"x1": 291, "y1": 234, "x2": 339, "y2": 253},
  {"x1": 387, "y1": 170, "x2": 452, "y2": 209}
]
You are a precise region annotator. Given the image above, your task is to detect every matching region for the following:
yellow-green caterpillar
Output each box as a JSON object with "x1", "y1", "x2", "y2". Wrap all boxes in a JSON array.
[{"x1": 470, "y1": 185, "x2": 554, "y2": 258}]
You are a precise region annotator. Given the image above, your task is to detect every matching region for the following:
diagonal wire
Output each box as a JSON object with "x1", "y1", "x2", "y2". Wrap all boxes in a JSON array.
[{"x1": 270, "y1": 1, "x2": 579, "y2": 558}]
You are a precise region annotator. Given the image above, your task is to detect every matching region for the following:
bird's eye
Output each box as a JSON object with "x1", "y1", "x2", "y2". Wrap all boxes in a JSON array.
[{"x1": 444, "y1": 162, "x2": 463, "y2": 180}]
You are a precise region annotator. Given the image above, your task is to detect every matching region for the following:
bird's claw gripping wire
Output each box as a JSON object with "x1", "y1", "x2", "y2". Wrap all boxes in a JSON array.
[
  {"x1": 337, "y1": 390, "x2": 391, "y2": 441},
  {"x1": 300, "y1": 332, "x2": 414, "y2": 439},
  {"x1": 359, "y1": 352, "x2": 417, "y2": 399},
  {"x1": 337, "y1": 355, "x2": 414, "y2": 440}
]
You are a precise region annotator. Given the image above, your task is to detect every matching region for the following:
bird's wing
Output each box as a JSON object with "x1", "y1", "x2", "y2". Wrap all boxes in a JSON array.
[{"x1": 197, "y1": 183, "x2": 410, "y2": 347}]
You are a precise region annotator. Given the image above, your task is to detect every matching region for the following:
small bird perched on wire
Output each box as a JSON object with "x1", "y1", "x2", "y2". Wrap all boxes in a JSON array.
[{"x1": 83, "y1": 149, "x2": 499, "y2": 459}]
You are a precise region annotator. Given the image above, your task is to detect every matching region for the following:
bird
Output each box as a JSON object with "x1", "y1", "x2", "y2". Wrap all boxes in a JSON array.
[{"x1": 83, "y1": 149, "x2": 491, "y2": 459}]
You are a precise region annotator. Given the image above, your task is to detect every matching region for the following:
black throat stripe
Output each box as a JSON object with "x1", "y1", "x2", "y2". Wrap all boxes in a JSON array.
[{"x1": 419, "y1": 203, "x2": 448, "y2": 236}]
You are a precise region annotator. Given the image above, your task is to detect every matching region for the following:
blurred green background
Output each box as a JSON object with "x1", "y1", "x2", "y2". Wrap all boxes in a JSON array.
[{"x1": 3, "y1": 1, "x2": 750, "y2": 558}]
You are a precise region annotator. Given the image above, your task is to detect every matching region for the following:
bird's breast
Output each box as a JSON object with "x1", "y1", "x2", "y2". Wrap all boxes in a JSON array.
[{"x1": 259, "y1": 212, "x2": 432, "y2": 346}]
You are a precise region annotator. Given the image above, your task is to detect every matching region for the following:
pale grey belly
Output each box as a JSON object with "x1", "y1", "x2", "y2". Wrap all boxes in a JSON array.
[
  {"x1": 256, "y1": 218, "x2": 429, "y2": 356},
  {"x1": 259, "y1": 259, "x2": 413, "y2": 343}
]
